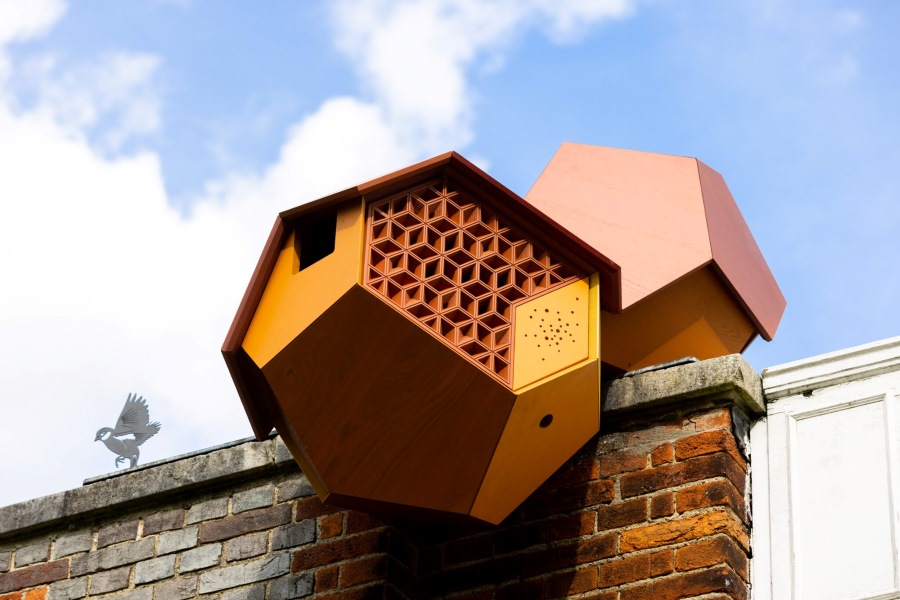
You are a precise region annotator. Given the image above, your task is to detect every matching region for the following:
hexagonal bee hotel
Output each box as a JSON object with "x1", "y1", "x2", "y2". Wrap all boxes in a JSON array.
[{"x1": 223, "y1": 145, "x2": 784, "y2": 525}]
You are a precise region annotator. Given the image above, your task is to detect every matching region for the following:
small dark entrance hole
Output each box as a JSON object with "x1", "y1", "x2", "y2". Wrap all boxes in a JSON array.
[{"x1": 296, "y1": 210, "x2": 337, "y2": 271}]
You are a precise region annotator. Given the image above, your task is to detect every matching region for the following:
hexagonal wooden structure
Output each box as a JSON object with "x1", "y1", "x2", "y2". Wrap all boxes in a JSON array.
[
  {"x1": 223, "y1": 152, "x2": 621, "y2": 524},
  {"x1": 526, "y1": 143, "x2": 786, "y2": 372}
]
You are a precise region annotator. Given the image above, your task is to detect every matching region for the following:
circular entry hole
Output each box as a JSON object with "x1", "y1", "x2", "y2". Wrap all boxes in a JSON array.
[{"x1": 539, "y1": 414, "x2": 553, "y2": 428}]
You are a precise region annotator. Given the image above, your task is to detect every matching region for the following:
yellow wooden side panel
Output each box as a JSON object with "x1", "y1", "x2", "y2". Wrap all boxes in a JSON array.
[
  {"x1": 243, "y1": 199, "x2": 365, "y2": 368},
  {"x1": 601, "y1": 267, "x2": 756, "y2": 371},
  {"x1": 470, "y1": 359, "x2": 600, "y2": 524},
  {"x1": 512, "y1": 278, "x2": 591, "y2": 390}
]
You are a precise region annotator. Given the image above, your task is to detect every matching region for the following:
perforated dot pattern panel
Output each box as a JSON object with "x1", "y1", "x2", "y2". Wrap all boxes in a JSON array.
[{"x1": 365, "y1": 177, "x2": 583, "y2": 385}]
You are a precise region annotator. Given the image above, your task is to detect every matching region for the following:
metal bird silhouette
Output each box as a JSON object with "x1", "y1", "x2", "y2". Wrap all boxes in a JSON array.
[{"x1": 95, "y1": 393, "x2": 161, "y2": 468}]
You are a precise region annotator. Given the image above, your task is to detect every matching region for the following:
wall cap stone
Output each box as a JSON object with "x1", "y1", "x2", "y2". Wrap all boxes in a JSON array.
[
  {"x1": 0, "y1": 435, "x2": 297, "y2": 542},
  {"x1": 604, "y1": 354, "x2": 764, "y2": 417}
]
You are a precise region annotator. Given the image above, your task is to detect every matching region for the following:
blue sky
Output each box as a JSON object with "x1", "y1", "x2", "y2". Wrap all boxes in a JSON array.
[{"x1": 0, "y1": 0, "x2": 897, "y2": 507}]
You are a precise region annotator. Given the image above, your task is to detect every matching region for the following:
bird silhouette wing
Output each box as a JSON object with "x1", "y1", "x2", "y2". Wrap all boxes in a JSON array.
[
  {"x1": 113, "y1": 393, "x2": 152, "y2": 436},
  {"x1": 133, "y1": 421, "x2": 161, "y2": 446}
]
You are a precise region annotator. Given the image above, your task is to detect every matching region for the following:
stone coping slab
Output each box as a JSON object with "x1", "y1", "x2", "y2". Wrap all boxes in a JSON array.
[
  {"x1": 0, "y1": 435, "x2": 295, "y2": 541},
  {"x1": 604, "y1": 354, "x2": 764, "y2": 417}
]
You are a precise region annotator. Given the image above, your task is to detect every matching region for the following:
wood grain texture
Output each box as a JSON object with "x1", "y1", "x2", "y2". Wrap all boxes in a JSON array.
[
  {"x1": 471, "y1": 358, "x2": 601, "y2": 524},
  {"x1": 601, "y1": 267, "x2": 756, "y2": 371},
  {"x1": 263, "y1": 284, "x2": 515, "y2": 516}
]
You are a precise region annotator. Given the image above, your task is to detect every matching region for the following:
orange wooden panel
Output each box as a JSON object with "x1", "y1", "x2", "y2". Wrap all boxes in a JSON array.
[
  {"x1": 470, "y1": 359, "x2": 601, "y2": 524},
  {"x1": 262, "y1": 285, "x2": 515, "y2": 516},
  {"x1": 243, "y1": 198, "x2": 365, "y2": 368},
  {"x1": 698, "y1": 161, "x2": 786, "y2": 341},
  {"x1": 512, "y1": 278, "x2": 592, "y2": 390},
  {"x1": 525, "y1": 143, "x2": 711, "y2": 310},
  {"x1": 601, "y1": 267, "x2": 756, "y2": 371}
]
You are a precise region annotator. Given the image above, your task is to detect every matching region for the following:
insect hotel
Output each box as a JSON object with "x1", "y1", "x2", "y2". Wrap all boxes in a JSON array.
[{"x1": 223, "y1": 144, "x2": 784, "y2": 525}]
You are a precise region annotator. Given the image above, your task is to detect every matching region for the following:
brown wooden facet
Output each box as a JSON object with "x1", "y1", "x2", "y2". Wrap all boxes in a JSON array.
[{"x1": 262, "y1": 285, "x2": 515, "y2": 516}]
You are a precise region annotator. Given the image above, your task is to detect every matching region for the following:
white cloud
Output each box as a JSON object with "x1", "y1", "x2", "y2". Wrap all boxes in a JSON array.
[
  {"x1": 15, "y1": 52, "x2": 162, "y2": 151},
  {"x1": 0, "y1": 0, "x2": 637, "y2": 506},
  {"x1": 331, "y1": 0, "x2": 634, "y2": 153},
  {"x1": 0, "y1": 0, "x2": 65, "y2": 45}
]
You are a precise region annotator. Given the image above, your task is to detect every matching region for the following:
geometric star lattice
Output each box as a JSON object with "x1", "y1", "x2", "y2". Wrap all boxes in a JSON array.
[{"x1": 365, "y1": 177, "x2": 583, "y2": 385}]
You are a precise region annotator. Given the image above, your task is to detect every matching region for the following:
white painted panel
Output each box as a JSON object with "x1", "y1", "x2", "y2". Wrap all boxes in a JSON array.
[{"x1": 793, "y1": 398, "x2": 895, "y2": 599}]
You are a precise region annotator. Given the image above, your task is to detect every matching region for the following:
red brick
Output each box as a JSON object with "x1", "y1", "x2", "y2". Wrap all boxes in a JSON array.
[
  {"x1": 677, "y1": 479, "x2": 747, "y2": 523},
  {"x1": 520, "y1": 533, "x2": 615, "y2": 578},
  {"x1": 651, "y1": 443, "x2": 674, "y2": 466},
  {"x1": 619, "y1": 566, "x2": 747, "y2": 600},
  {"x1": 522, "y1": 479, "x2": 614, "y2": 519},
  {"x1": 449, "y1": 592, "x2": 493, "y2": 600},
  {"x1": 675, "y1": 535, "x2": 749, "y2": 582},
  {"x1": 341, "y1": 555, "x2": 388, "y2": 588},
  {"x1": 345, "y1": 511, "x2": 388, "y2": 535},
  {"x1": 320, "y1": 513, "x2": 344, "y2": 540},
  {"x1": 690, "y1": 408, "x2": 732, "y2": 431},
  {"x1": 495, "y1": 523, "x2": 541, "y2": 554},
  {"x1": 0, "y1": 561, "x2": 68, "y2": 594},
  {"x1": 496, "y1": 579, "x2": 544, "y2": 600},
  {"x1": 546, "y1": 567, "x2": 598, "y2": 598},
  {"x1": 581, "y1": 591, "x2": 617, "y2": 600},
  {"x1": 316, "y1": 565, "x2": 339, "y2": 592},
  {"x1": 598, "y1": 449, "x2": 647, "y2": 477},
  {"x1": 599, "y1": 553, "x2": 650, "y2": 587},
  {"x1": 546, "y1": 458, "x2": 599, "y2": 489},
  {"x1": 650, "y1": 549, "x2": 674, "y2": 576},
  {"x1": 292, "y1": 530, "x2": 387, "y2": 571},
  {"x1": 620, "y1": 509, "x2": 749, "y2": 553},
  {"x1": 444, "y1": 534, "x2": 493, "y2": 566},
  {"x1": 142, "y1": 509, "x2": 184, "y2": 535},
  {"x1": 620, "y1": 453, "x2": 746, "y2": 498},
  {"x1": 295, "y1": 496, "x2": 342, "y2": 521},
  {"x1": 542, "y1": 511, "x2": 595, "y2": 541},
  {"x1": 198, "y1": 504, "x2": 291, "y2": 543},
  {"x1": 597, "y1": 498, "x2": 647, "y2": 530},
  {"x1": 316, "y1": 584, "x2": 388, "y2": 600},
  {"x1": 650, "y1": 492, "x2": 675, "y2": 519},
  {"x1": 676, "y1": 429, "x2": 746, "y2": 470},
  {"x1": 23, "y1": 590, "x2": 46, "y2": 600}
]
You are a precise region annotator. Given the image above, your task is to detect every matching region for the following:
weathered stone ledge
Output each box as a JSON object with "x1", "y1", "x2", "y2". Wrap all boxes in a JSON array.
[{"x1": 0, "y1": 435, "x2": 296, "y2": 541}]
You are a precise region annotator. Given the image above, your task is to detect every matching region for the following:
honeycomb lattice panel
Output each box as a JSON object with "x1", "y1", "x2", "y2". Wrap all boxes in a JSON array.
[{"x1": 365, "y1": 178, "x2": 583, "y2": 384}]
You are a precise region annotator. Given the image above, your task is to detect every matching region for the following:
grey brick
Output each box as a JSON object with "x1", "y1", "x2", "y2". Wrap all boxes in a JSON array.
[
  {"x1": 96, "y1": 589, "x2": 151, "y2": 600},
  {"x1": 154, "y1": 575, "x2": 197, "y2": 600},
  {"x1": 98, "y1": 520, "x2": 138, "y2": 548},
  {"x1": 270, "y1": 573, "x2": 314, "y2": 600},
  {"x1": 179, "y1": 543, "x2": 222, "y2": 573},
  {"x1": 277, "y1": 477, "x2": 315, "y2": 501},
  {"x1": 198, "y1": 553, "x2": 289, "y2": 593},
  {"x1": 222, "y1": 583, "x2": 265, "y2": 600},
  {"x1": 158, "y1": 526, "x2": 199, "y2": 555},
  {"x1": 70, "y1": 537, "x2": 154, "y2": 576},
  {"x1": 14, "y1": 540, "x2": 49, "y2": 567},
  {"x1": 272, "y1": 521, "x2": 315, "y2": 551},
  {"x1": 0, "y1": 551, "x2": 9, "y2": 572},
  {"x1": 134, "y1": 554, "x2": 176, "y2": 584},
  {"x1": 186, "y1": 498, "x2": 228, "y2": 524},
  {"x1": 225, "y1": 532, "x2": 267, "y2": 562},
  {"x1": 142, "y1": 508, "x2": 184, "y2": 535},
  {"x1": 89, "y1": 565, "x2": 131, "y2": 594},
  {"x1": 55, "y1": 531, "x2": 93, "y2": 558},
  {"x1": 232, "y1": 484, "x2": 274, "y2": 514},
  {"x1": 48, "y1": 576, "x2": 87, "y2": 600}
]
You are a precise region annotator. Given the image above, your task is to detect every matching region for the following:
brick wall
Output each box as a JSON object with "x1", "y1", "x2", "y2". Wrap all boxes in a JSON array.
[{"x1": 0, "y1": 355, "x2": 761, "y2": 600}]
